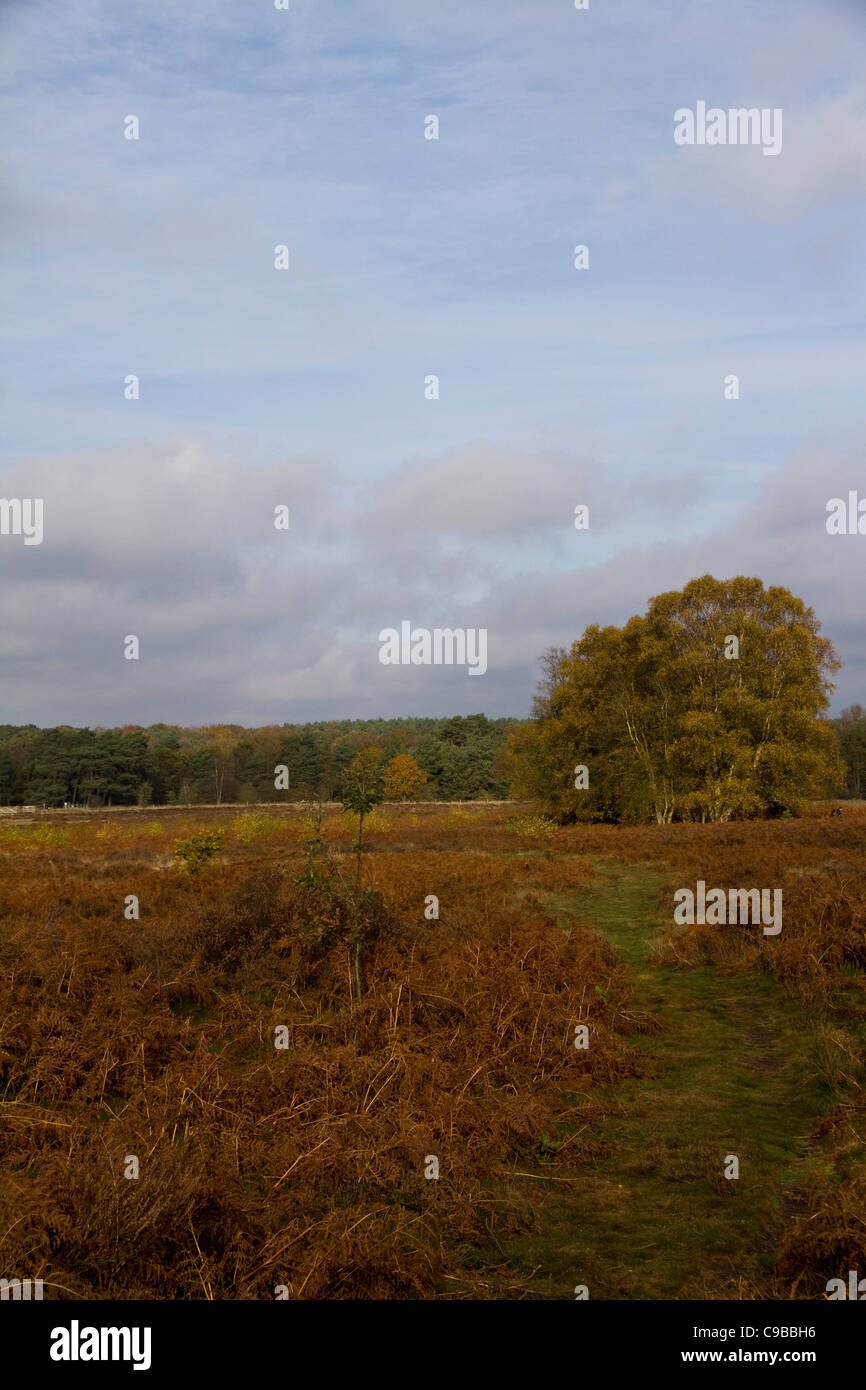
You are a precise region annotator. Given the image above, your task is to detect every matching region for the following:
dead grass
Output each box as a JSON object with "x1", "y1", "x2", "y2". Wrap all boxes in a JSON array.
[
  {"x1": 1, "y1": 802, "x2": 863, "y2": 1298},
  {"x1": 0, "y1": 806, "x2": 638, "y2": 1299}
]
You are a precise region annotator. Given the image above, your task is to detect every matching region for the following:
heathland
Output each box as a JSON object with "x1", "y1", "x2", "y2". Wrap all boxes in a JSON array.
[{"x1": 1, "y1": 802, "x2": 863, "y2": 1299}]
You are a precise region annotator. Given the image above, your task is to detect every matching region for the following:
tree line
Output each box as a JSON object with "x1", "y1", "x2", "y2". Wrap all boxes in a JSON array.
[
  {"x1": 832, "y1": 704, "x2": 866, "y2": 799},
  {"x1": 0, "y1": 714, "x2": 515, "y2": 808}
]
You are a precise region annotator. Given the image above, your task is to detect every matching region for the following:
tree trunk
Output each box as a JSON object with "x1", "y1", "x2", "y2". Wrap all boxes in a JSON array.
[
  {"x1": 353, "y1": 938, "x2": 363, "y2": 1000},
  {"x1": 355, "y1": 812, "x2": 365, "y2": 890}
]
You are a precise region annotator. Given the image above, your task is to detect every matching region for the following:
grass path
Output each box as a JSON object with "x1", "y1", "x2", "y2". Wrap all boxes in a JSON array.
[{"x1": 489, "y1": 859, "x2": 832, "y2": 1299}]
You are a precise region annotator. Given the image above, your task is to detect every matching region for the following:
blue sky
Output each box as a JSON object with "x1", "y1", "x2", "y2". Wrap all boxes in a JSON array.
[{"x1": 1, "y1": 0, "x2": 864, "y2": 725}]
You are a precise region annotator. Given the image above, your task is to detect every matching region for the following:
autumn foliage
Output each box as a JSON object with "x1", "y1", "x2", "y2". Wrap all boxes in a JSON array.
[
  {"x1": 383, "y1": 753, "x2": 427, "y2": 801},
  {"x1": 0, "y1": 804, "x2": 631, "y2": 1299},
  {"x1": 1, "y1": 801, "x2": 863, "y2": 1299},
  {"x1": 509, "y1": 576, "x2": 845, "y2": 823}
]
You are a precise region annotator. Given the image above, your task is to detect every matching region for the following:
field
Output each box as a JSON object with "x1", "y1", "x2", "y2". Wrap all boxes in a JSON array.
[{"x1": 1, "y1": 802, "x2": 864, "y2": 1300}]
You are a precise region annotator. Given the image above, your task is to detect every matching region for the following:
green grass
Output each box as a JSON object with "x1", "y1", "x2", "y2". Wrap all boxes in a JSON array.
[
  {"x1": 477, "y1": 859, "x2": 835, "y2": 1300},
  {"x1": 168, "y1": 998, "x2": 213, "y2": 1026}
]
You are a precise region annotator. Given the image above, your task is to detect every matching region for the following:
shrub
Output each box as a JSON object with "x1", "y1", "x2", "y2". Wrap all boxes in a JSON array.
[
  {"x1": 506, "y1": 813, "x2": 558, "y2": 840},
  {"x1": 34, "y1": 823, "x2": 69, "y2": 848},
  {"x1": 233, "y1": 813, "x2": 279, "y2": 844},
  {"x1": 173, "y1": 829, "x2": 225, "y2": 875}
]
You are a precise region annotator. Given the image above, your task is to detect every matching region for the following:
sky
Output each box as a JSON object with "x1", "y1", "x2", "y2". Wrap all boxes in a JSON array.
[{"x1": 1, "y1": 0, "x2": 864, "y2": 726}]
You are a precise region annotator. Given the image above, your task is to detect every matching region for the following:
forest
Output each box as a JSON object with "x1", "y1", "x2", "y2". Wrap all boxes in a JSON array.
[{"x1": 0, "y1": 714, "x2": 516, "y2": 808}]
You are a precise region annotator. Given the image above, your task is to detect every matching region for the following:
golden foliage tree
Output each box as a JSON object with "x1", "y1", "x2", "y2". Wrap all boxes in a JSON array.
[
  {"x1": 509, "y1": 575, "x2": 845, "y2": 823},
  {"x1": 383, "y1": 753, "x2": 427, "y2": 801}
]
